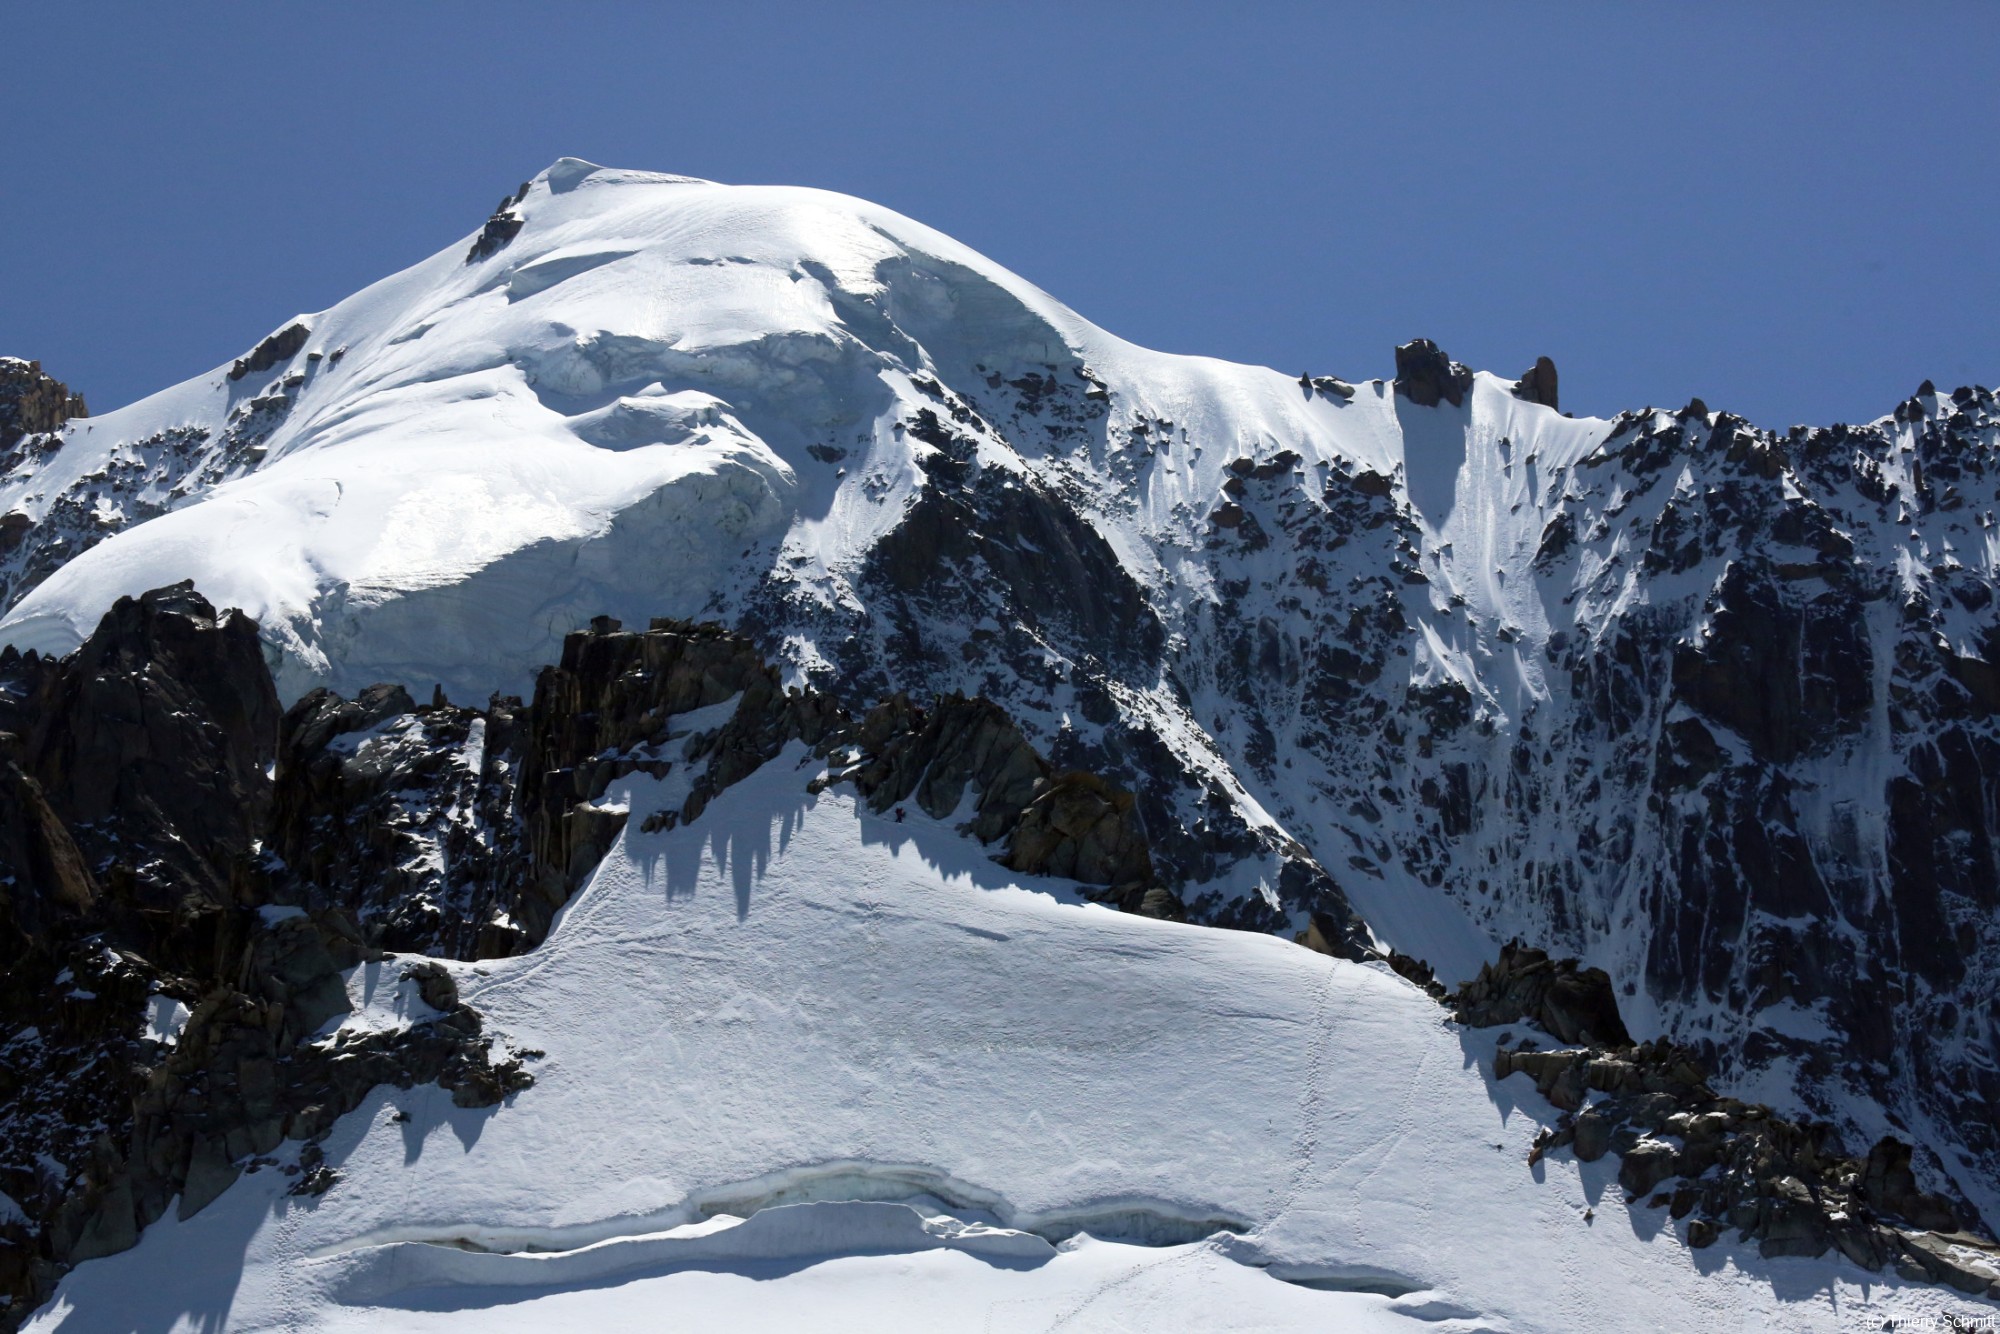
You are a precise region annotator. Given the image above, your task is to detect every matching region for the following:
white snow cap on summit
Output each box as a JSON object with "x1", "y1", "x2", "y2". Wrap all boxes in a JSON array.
[{"x1": 0, "y1": 157, "x2": 1600, "y2": 707}]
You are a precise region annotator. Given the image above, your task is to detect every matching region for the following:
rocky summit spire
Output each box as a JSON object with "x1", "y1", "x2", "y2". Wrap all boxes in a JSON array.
[{"x1": 1512, "y1": 355, "x2": 1559, "y2": 410}]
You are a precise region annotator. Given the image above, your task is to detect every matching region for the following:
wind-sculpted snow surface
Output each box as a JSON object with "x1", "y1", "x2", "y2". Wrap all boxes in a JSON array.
[
  {"x1": 4, "y1": 156, "x2": 1999, "y2": 1285},
  {"x1": 23, "y1": 758, "x2": 1990, "y2": 1331}
]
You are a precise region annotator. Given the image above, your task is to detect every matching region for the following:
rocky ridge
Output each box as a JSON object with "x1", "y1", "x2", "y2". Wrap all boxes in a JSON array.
[
  {"x1": 0, "y1": 360, "x2": 86, "y2": 585},
  {"x1": 0, "y1": 360, "x2": 84, "y2": 458},
  {"x1": 0, "y1": 333, "x2": 337, "y2": 618},
  {"x1": 1452, "y1": 944, "x2": 2000, "y2": 1298},
  {"x1": 267, "y1": 610, "x2": 1214, "y2": 965}
]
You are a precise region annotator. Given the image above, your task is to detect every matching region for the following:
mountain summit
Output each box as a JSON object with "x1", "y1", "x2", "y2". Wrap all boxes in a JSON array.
[{"x1": 3, "y1": 161, "x2": 1997, "y2": 1329}]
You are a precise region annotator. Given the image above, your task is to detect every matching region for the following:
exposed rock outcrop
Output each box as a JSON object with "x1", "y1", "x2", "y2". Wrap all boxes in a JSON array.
[
  {"x1": 821, "y1": 690, "x2": 1179, "y2": 916},
  {"x1": 0, "y1": 745, "x2": 97, "y2": 943},
  {"x1": 52, "y1": 948, "x2": 529, "y2": 1270},
  {"x1": 23, "y1": 581, "x2": 278, "y2": 913},
  {"x1": 267, "y1": 614, "x2": 1195, "y2": 962},
  {"x1": 1449, "y1": 940, "x2": 1631, "y2": 1046},
  {"x1": 1453, "y1": 946, "x2": 1999, "y2": 1297},
  {"x1": 0, "y1": 358, "x2": 85, "y2": 455},
  {"x1": 266, "y1": 616, "x2": 848, "y2": 961},
  {"x1": 1503, "y1": 1038, "x2": 1999, "y2": 1295},
  {"x1": 465, "y1": 181, "x2": 531, "y2": 263},
  {"x1": 226, "y1": 322, "x2": 310, "y2": 382},
  {"x1": 1300, "y1": 373, "x2": 1356, "y2": 401},
  {"x1": 515, "y1": 616, "x2": 841, "y2": 944},
  {"x1": 270, "y1": 684, "x2": 526, "y2": 959},
  {"x1": 1393, "y1": 338, "x2": 1473, "y2": 408},
  {"x1": 834, "y1": 693, "x2": 1049, "y2": 839},
  {"x1": 0, "y1": 588, "x2": 530, "y2": 1329},
  {"x1": 1512, "y1": 355, "x2": 1559, "y2": 410},
  {"x1": 1003, "y1": 769, "x2": 1154, "y2": 886}
]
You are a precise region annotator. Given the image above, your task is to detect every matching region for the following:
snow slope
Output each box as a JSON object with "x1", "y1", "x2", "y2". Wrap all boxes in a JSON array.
[{"x1": 23, "y1": 746, "x2": 1978, "y2": 1332}]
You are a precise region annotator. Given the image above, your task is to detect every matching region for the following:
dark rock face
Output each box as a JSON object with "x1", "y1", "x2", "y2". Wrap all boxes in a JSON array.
[
  {"x1": 1393, "y1": 338, "x2": 1474, "y2": 408},
  {"x1": 227, "y1": 322, "x2": 310, "y2": 382},
  {"x1": 1495, "y1": 396, "x2": 2000, "y2": 1227},
  {"x1": 268, "y1": 607, "x2": 1206, "y2": 955},
  {"x1": 0, "y1": 745, "x2": 97, "y2": 944},
  {"x1": 0, "y1": 589, "x2": 530, "y2": 1328},
  {"x1": 1449, "y1": 941, "x2": 1631, "y2": 1046},
  {"x1": 1512, "y1": 355, "x2": 1559, "y2": 410},
  {"x1": 840, "y1": 701, "x2": 1298, "y2": 932},
  {"x1": 514, "y1": 617, "x2": 840, "y2": 942},
  {"x1": 467, "y1": 211, "x2": 526, "y2": 263},
  {"x1": 825, "y1": 691, "x2": 1174, "y2": 914},
  {"x1": 24, "y1": 582, "x2": 278, "y2": 911},
  {"x1": 853, "y1": 406, "x2": 1164, "y2": 682},
  {"x1": 0, "y1": 359, "x2": 85, "y2": 455},
  {"x1": 270, "y1": 684, "x2": 526, "y2": 959},
  {"x1": 837, "y1": 694, "x2": 1046, "y2": 834},
  {"x1": 266, "y1": 614, "x2": 1187, "y2": 966},
  {"x1": 265, "y1": 618, "x2": 830, "y2": 960},
  {"x1": 1004, "y1": 770, "x2": 1153, "y2": 887},
  {"x1": 466, "y1": 182, "x2": 531, "y2": 263},
  {"x1": 1456, "y1": 957, "x2": 1999, "y2": 1296}
]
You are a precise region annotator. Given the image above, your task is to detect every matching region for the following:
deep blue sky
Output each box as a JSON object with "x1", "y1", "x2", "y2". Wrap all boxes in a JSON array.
[{"x1": 5, "y1": 3, "x2": 1996, "y2": 427}]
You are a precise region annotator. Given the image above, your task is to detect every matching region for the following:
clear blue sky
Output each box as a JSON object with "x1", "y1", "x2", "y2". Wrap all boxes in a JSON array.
[{"x1": 5, "y1": 3, "x2": 1996, "y2": 428}]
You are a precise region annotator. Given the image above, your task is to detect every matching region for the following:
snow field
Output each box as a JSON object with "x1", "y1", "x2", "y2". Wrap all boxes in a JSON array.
[{"x1": 30, "y1": 749, "x2": 1971, "y2": 1331}]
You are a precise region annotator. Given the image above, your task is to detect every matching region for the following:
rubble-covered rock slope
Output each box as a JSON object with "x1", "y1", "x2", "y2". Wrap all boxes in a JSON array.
[
  {"x1": 1451, "y1": 944, "x2": 1999, "y2": 1296},
  {"x1": 1, "y1": 159, "x2": 1996, "y2": 1326}
]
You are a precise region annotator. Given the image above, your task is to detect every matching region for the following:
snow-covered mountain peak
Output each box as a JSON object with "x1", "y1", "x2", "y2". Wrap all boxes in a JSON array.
[
  {"x1": 0, "y1": 163, "x2": 1598, "y2": 709},
  {"x1": 5, "y1": 166, "x2": 1998, "y2": 1295},
  {"x1": 5, "y1": 161, "x2": 2000, "y2": 1329}
]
